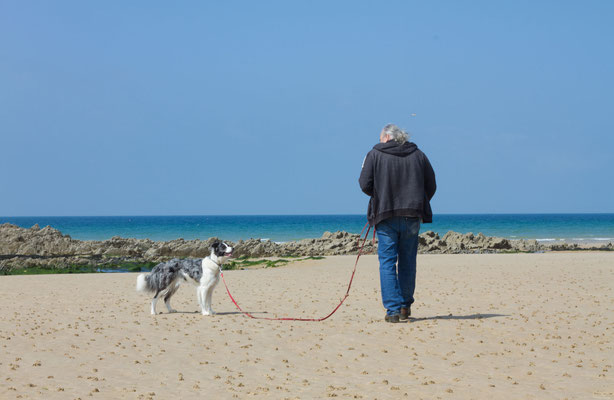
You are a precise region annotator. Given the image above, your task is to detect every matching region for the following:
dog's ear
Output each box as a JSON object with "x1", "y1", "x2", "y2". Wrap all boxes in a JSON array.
[{"x1": 211, "y1": 241, "x2": 221, "y2": 252}]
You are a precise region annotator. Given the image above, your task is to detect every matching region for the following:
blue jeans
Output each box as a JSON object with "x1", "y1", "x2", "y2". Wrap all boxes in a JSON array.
[{"x1": 376, "y1": 216, "x2": 420, "y2": 316}]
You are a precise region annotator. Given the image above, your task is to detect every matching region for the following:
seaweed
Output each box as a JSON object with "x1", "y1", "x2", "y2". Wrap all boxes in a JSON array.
[{"x1": 2, "y1": 261, "x2": 158, "y2": 276}]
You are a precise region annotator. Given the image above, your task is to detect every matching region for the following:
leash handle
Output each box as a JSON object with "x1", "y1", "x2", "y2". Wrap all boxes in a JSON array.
[{"x1": 219, "y1": 223, "x2": 371, "y2": 322}]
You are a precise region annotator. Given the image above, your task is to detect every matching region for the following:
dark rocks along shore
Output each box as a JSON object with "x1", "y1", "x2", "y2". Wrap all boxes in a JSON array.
[{"x1": 0, "y1": 223, "x2": 611, "y2": 271}]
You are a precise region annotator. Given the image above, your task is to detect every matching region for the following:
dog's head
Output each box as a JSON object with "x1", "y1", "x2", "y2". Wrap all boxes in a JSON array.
[{"x1": 210, "y1": 241, "x2": 233, "y2": 264}]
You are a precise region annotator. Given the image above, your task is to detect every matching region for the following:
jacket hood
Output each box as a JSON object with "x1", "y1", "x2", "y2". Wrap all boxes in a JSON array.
[{"x1": 373, "y1": 141, "x2": 417, "y2": 157}]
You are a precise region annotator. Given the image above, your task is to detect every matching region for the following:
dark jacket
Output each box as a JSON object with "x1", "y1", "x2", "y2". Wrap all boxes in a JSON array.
[{"x1": 359, "y1": 141, "x2": 436, "y2": 226}]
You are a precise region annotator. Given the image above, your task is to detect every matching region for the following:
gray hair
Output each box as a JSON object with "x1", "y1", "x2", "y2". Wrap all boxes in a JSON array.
[{"x1": 382, "y1": 123, "x2": 409, "y2": 144}]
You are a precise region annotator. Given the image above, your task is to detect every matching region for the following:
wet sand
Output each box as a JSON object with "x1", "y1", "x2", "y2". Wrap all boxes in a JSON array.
[{"x1": 0, "y1": 253, "x2": 612, "y2": 399}]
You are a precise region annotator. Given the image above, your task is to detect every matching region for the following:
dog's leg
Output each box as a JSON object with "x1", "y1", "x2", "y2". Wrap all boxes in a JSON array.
[
  {"x1": 196, "y1": 286, "x2": 202, "y2": 310},
  {"x1": 198, "y1": 286, "x2": 212, "y2": 315},
  {"x1": 151, "y1": 290, "x2": 161, "y2": 315},
  {"x1": 197, "y1": 284, "x2": 206, "y2": 312},
  {"x1": 204, "y1": 288, "x2": 214, "y2": 315},
  {"x1": 204, "y1": 276, "x2": 220, "y2": 315},
  {"x1": 199, "y1": 271, "x2": 216, "y2": 316},
  {"x1": 164, "y1": 286, "x2": 178, "y2": 313},
  {"x1": 203, "y1": 286, "x2": 214, "y2": 315}
]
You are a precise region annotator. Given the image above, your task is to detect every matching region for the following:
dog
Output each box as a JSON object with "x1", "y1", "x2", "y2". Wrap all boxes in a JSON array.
[{"x1": 136, "y1": 241, "x2": 233, "y2": 315}]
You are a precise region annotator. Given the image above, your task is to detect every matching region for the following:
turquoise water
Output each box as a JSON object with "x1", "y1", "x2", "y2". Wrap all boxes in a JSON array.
[{"x1": 2, "y1": 214, "x2": 614, "y2": 243}]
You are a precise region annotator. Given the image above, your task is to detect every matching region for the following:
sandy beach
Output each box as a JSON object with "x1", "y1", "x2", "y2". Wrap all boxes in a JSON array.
[{"x1": 0, "y1": 252, "x2": 612, "y2": 399}]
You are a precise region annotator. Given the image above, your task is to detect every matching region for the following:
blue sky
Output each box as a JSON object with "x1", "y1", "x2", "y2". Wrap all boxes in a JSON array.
[{"x1": 1, "y1": 1, "x2": 613, "y2": 216}]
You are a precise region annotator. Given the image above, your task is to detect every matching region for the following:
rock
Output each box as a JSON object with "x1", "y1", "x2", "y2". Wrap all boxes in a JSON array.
[
  {"x1": 488, "y1": 237, "x2": 512, "y2": 250},
  {"x1": 515, "y1": 239, "x2": 540, "y2": 252}
]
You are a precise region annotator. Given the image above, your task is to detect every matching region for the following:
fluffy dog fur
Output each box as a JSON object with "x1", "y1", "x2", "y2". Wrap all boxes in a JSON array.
[{"x1": 136, "y1": 242, "x2": 233, "y2": 315}]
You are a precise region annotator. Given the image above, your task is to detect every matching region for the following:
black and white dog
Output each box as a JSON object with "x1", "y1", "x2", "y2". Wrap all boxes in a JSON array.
[{"x1": 136, "y1": 242, "x2": 233, "y2": 315}]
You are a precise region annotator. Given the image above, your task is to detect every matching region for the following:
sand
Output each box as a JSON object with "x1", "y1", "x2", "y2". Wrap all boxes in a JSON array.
[{"x1": 0, "y1": 253, "x2": 612, "y2": 399}]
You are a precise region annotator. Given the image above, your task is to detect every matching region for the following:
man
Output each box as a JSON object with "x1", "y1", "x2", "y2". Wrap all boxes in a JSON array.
[{"x1": 359, "y1": 123, "x2": 436, "y2": 323}]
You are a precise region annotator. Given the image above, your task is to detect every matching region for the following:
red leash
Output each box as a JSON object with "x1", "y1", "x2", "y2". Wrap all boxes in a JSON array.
[{"x1": 219, "y1": 223, "x2": 372, "y2": 321}]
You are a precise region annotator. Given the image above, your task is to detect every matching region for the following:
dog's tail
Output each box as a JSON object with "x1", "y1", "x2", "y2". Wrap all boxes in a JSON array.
[{"x1": 136, "y1": 273, "x2": 154, "y2": 293}]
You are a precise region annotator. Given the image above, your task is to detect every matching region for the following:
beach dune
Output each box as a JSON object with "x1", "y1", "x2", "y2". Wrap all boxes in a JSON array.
[{"x1": 0, "y1": 253, "x2": 612, "y2": 399}]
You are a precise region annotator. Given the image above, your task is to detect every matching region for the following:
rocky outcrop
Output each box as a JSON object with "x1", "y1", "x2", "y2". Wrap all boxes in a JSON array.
[
  {"x1": 418, "y1": 231, "x2": 542, "y2": 254},
  {"x1": 548, "y1": 241, "x2": 613, "y2": 251},
  {"x1": 0, "y1": 223, "x2": 611, "y2": 271}
]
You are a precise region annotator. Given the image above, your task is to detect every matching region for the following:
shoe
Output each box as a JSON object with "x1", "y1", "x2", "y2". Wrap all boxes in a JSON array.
[
  {"x1": 400, "y1": 307, "x2": 411, "y2": 320},
  {"x1": 385, "y1": 314, "x2": 400, "y2": 323}
]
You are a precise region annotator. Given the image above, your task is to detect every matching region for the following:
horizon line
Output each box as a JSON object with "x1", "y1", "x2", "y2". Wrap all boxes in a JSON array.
[{"x1": 2, "y1": 212, "x2": 614, "y2": 218}]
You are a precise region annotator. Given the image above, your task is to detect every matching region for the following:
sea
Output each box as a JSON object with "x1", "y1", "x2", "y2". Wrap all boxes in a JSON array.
[{"x1": 1, "y1": 214, "x2": 614, "y2": 244}]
